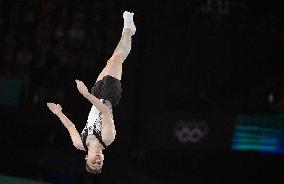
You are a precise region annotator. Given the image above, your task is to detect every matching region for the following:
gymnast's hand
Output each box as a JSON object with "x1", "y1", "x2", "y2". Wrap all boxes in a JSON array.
[
  {"x1": 75, "y1": 79, "x2": 89, "y2": 96},
  {"x1": 47, "y1": 103, "x2": 62, "y2": 115}
]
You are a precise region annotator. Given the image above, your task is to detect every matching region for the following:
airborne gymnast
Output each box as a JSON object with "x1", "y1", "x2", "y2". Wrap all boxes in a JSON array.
[{"x1": 47, "y1": 11, "x2": 136, "y2": 174}]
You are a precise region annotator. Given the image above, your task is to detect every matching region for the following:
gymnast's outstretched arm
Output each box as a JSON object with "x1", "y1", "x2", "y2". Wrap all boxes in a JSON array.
[
  {"x1": 75, "y1": 79, "x2": 110, "y2": 114},
  {"x1": 47, "y1": 103, "x2": 85, "y2": 150}
]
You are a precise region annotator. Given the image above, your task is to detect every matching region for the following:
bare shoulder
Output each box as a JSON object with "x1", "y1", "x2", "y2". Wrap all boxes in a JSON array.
[
  {"x1": 102, "y1": 131, "x2": 116, "y2": 146},
  {"x1": 101, "y1": 117, "x2": 116, "y2": 146}
]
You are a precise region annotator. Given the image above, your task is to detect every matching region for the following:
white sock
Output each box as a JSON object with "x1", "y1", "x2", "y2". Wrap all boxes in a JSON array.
[{"x1": 123, "y1": 11, "x2": 136, "y2": 35}]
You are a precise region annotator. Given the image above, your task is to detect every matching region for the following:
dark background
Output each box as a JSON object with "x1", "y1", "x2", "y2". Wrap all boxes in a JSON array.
[{"x1": 0, "y1": 0, "x2": 284, "y2": 183}]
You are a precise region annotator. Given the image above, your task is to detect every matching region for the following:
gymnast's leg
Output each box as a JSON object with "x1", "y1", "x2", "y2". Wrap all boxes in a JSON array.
[{"x1": 96, "y1": 11, "x2": 135, "y2": 82}]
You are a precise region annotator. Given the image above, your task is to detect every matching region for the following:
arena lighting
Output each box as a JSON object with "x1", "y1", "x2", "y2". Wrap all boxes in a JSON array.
[
  {"x1": 231, "y1": 115, "x2": 284, "y2": 154},
  {"x1": 268, "y1": 93, "x2": 274, "y2": 104}
]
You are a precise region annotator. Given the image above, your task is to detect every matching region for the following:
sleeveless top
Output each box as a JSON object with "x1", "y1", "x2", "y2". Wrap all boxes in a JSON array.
[{"x1": 80, "y1": 102, "x2": 108, "y2": 151}]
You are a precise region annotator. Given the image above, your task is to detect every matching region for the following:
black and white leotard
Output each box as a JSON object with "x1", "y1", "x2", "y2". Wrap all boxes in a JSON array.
[
  {"x1": 80, "y1": 75, "x2": 122, "y2": 151},
  {"x1": 80, "y1": 102, "x2": 108, "y2": 150}
]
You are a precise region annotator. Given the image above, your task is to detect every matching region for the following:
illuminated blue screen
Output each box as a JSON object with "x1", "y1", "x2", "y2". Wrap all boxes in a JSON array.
[{"x1": 231, "y1": 115, "x2": 284, "y2": 154}]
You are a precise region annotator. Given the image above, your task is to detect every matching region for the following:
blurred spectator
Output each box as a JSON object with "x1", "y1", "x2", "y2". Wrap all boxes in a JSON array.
[{"x1": 1, "y1": 0, "x2": 119, "y2": 106}]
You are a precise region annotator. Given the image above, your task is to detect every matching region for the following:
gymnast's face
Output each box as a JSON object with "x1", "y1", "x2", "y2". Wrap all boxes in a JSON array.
[{"x1": 85, "y1": 153, "x2": 104, "y2": 171}]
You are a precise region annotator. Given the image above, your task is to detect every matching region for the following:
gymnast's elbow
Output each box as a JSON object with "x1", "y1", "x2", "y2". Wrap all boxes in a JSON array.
[{"x1": 100, "y1": 108, "x2": 112, "y2": 118}]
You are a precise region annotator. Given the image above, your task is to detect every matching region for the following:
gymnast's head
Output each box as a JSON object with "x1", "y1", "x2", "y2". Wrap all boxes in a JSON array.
[{"x1": 85, "y1": 153, "x2": 104, "y2": 174}]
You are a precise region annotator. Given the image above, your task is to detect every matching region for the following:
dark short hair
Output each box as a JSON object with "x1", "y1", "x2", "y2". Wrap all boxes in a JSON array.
[
  {"x1": 85, "y1": 163, "x2": 102, "y2": 174},
  {"x1": 91, "y1": 86, "x2": 96, "y2": 96}
]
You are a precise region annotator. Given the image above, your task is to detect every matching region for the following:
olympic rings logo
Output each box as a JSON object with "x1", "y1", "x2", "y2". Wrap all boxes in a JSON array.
[{"x1": 174, "y1": 120, "x2": 209, "y2": 143}]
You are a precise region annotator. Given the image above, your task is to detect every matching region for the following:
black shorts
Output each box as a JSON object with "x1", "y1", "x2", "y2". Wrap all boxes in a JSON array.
[{"x1": 91, "y1": 75, "x2": 122, "y2": 107}]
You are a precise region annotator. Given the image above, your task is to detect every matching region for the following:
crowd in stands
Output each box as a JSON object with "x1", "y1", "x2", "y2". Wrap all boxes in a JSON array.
[{"x1": 0, "y1": 0, "x2": 120, "y2": 106}]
